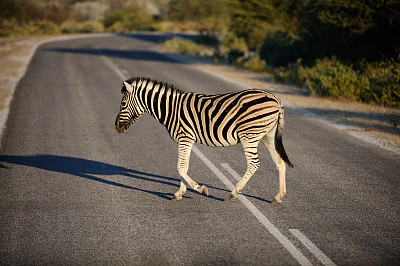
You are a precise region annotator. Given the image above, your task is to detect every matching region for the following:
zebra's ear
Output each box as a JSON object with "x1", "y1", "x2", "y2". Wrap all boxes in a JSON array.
[{"x1": 123, "y1": 81, "x2": 133, "y2": 94}]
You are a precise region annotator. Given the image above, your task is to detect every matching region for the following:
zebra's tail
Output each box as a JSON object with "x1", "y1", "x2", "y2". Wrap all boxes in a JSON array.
[{"x1": 275, "y1": 107, "x2": 294, "y2": 168}]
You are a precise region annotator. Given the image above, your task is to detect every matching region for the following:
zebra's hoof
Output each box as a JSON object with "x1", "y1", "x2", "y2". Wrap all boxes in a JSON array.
[
  {"x1": 229, "y1": 191, "x2": 238, "y2": 200},
  {"x1": 172, "y1": 194, "x2": 182, "y2": 201},
  {"x1": 201, "y1": 185, "x2": 209, "y2": 196},
  {"x1": 272, "y1": 197, "x2": 282, "y2": 204}
]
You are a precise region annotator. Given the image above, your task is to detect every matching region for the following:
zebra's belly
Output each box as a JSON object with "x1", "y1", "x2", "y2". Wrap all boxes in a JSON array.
[{"x1": 196, "y1": 131, "x2": 240, "y2": 147}]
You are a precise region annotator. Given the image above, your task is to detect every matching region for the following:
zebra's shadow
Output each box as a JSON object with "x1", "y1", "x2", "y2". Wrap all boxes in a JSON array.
[{"x1": 0, "y1": 154, "x2": 223, "y2": 201}]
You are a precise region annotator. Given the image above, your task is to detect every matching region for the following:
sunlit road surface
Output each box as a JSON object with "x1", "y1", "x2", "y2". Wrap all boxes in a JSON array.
[{"x1": 1, "y1": 33, "x2": 399, "y2": 265}]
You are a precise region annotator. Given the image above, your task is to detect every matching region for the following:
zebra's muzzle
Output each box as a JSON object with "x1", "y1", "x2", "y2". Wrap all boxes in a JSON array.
[
  {"x1": 115, "y1": 117, "x2": 128, "y2": 134},
  {"x1": 116, "y1": 124, "x2": 128, "y2": 134}
]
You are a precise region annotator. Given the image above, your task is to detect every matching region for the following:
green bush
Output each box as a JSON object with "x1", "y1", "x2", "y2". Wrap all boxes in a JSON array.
[
  {"x1": 103, "y1": 8, "x2": 154, "y2": 32},
  {"x1": 273, "y1": 59, "x2": 303, "y2": 84},
  {"x1": 60, "y1": 20, "x2": 104, "y2": 34},
  {"x1": 359, "y1": 59, "x2": 400, "y2": 107},
  {"x1": 239, "y1": 56, "x2": 268, "y2": 72},
  {"x1": 103, "y1": 11, "x2": 126, "y2": 28},
  {"x1": 227, "y1": 49, "x2": 244, "y2": 64},
  {"x1": 161, "y1": 37, "x2": 213, "y2": 56},
  {"x1": 273, "y1": 56, "x2": 400, "y2": 107},
  {"x1": 0, "y1": 19, "x2": 25, "y2": 36},
  {"x1": 220, "y1": 33, "x2": 248, "y2": 63},
  {"x1": 221, "y1": 33, "x2": 248, "y2": 53},
  {"x1": 298, "y1": 57, "x2": 367, "y2": 101},
  {"x1": 0, "y1": 19, "x2": 61, "y2": 36},
  {"x1": 36, "y1": 20, "x2": 60, "y2": 35}
]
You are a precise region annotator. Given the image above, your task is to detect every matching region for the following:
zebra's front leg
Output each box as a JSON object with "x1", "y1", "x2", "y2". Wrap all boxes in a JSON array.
[
  {"x1": 230, "y1": 138, "x2": 260, "y2": 200},
  {"x1": 172, "y1": 179, "x2": 187, "y2": 201},
  {"x1": 173, "y1": 141, "x2": 209, "y2": 200}
]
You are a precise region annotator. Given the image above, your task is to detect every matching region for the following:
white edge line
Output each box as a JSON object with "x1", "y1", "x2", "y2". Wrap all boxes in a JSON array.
[
  {"x1": 191, "y1": 146, "x2": 312, "y2": 266},
  {"x1": 290, "y1": 229, "x2": 336, "y2": 266}
]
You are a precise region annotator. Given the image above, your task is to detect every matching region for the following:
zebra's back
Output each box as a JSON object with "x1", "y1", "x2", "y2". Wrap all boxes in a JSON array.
[{"x1": 178, "y1": 89, "x2": 282, "y2": 146}]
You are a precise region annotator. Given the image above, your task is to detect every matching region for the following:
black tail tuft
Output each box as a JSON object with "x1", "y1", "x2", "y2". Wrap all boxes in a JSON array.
[{"x1": 276, "y1": 109, "x2": 293, "y2": 168}]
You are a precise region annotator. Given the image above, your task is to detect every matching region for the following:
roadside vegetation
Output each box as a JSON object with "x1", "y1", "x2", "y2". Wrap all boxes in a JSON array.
[
  {"x1": 0, "y1": 0, "x2": 159, "y2": 35},
  {"x1": 1, "y1": 0, "x2": 399, "y2": 107},
  {"x1": 162, "y1": 0, "x2": 400, "y2": 108}
]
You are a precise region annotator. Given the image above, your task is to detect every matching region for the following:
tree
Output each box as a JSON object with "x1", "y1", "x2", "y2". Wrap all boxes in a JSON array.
[
  {"x1": 257, "y1": 0, "x2": 400, "y2": 65},
  {"x1": 229, "y1": 0, "x2": 275, "y2": 50}
]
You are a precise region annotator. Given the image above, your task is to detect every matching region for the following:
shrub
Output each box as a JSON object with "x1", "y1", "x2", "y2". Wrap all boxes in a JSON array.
[
  {"x1": 273, "y1": 56, "x2": 400, "y2": 107},
  {"x1": 359, "y1": 59, "x2": 400, "y2": 107},
  {"x1": 61, "y1": 20, "x2": 104, "y2": 34},
  {"x1": 36, "y1": 20, "x2": 60, "y2": 35},
  {"x1": 103, "y1": 8, "x2": 154, "y2": 32},
  {"x1": 221, "y1": 32, "x2": 248, "y2": 53},
  {"x1": 0, "y1": 19, "x2": 61, "y2": 36},
  {"x1": 161, "y1": 37, "x2": 213, "y2": 56},
  {"x1": 79, "y1": 21, "x2": 104, "y2": 33},
  {"x1": 273, "y1": 59, "x2": 303, "y2": 84},
  {"x1": 227, "y1": 49, "x2": 244, "y2": 64},
  {"x1": 220, "y1": 33, "x2": 248, "y2": 63},
  {"x1": 0, "y1": 19, "x2": 24, "y2": 36},
  {"x1": 298, "y1": 57, "x2": 368, "y2": 101},
  {"x1": 103, "y1": 10, "x2": 125, "y2": 28},
  {"x1": 239, "y1": 56, "x2": 268, "y2": 72}
]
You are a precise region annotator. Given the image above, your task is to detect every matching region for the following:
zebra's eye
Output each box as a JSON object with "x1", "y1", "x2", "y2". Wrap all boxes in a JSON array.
[{"x1": 121, "y1": 101, "x2": 127, "y2": 107}]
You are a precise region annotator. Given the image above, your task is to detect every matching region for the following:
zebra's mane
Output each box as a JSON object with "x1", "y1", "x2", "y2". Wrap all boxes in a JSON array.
[{"x1": 124, "y1": 77, "x2": 184, "y2": 94}]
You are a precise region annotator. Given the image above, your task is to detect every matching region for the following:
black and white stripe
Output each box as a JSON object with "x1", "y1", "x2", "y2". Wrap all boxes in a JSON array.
[{"x1": 115, "y1": 77, "x2": 292, "y2": 203}]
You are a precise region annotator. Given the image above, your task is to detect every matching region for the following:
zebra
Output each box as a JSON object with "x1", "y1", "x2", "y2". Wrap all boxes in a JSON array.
[{"x1": 115, "y1": 77, "x2": 293, "y2": 203}]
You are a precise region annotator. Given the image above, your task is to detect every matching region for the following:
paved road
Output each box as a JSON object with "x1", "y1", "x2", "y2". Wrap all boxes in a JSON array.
[{"x1": 1, "y1": 33, "x2": 399, "y2": 265}]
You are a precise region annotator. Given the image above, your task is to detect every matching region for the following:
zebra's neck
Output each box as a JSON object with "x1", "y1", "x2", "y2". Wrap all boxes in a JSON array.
[{"x1": 136, "y1": 78, "x2": 182, "y2": 126}]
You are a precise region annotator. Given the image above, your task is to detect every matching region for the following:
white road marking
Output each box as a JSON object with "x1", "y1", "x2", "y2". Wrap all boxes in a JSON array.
[
  {"x1": 221, "y1": 163, "x2": 241, "y2": 181},
  {"x1": 221, "y1": 161, "x2": 336, "y2": 265},
  {"x1": 191, "y1": 146, "x2": 312, "y2": 266},
  {"x1": 290, "y1": 229, "x2": 336, "y2": 266}
]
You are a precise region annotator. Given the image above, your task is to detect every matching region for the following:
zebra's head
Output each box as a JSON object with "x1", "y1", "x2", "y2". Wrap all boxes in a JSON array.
[{"x1": 115, "y1": 79, "x2": 144, "y2": 134}]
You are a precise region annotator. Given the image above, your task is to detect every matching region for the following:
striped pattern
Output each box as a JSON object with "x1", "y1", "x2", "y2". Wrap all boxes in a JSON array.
[{"x1": 115, "y1": 77, "x2": 292, "y2": 203}]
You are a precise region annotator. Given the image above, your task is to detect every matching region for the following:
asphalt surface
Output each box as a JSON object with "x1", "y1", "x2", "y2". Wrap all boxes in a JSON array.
[{"x1": 0, "y1": 33, "x2": 399, "y2": 265}]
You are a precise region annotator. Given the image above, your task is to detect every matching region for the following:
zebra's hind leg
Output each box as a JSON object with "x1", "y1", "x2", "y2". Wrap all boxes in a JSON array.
[
  {"x1": 230, "y1": 135, "x2": 260, "y2": 200},
  {"x1": 261, "y1": 132, "x2": 286, "y2": 204},
  {"x1": 173, "y1": 141, "x2": 209, "y2": 200}
]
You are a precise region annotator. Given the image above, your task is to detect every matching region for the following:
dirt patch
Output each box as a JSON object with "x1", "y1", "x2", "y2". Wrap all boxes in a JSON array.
[{"x1": 0, "y1": 37, "x2": 41, "y2": 111}]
